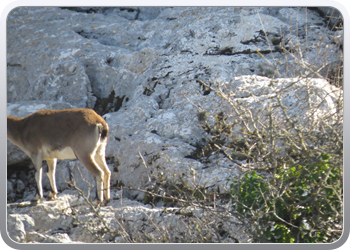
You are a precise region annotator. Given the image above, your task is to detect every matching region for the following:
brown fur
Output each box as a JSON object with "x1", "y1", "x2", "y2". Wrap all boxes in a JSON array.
[{"x1": 7, "y1": 108, "x2": 108, "y2": 152}]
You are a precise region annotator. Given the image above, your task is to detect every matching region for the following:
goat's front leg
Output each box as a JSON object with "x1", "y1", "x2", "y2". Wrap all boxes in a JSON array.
[{"x1": 31, "y1": 154, "x2": 44, "y2": 204}]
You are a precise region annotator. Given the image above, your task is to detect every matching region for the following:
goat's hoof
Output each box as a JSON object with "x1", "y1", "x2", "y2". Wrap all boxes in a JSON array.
[
  {"x1": 46, "y1": 192, "x2": 57, "y2": 201},
  {"x1": 30, "y1": 199, "x2": 41, "y2": 205},
  {"x1": 101, "y1": 199, "x2": 110, "y2": 206},
  {"x1": 46, "y1": 191, "x2": 57, "y2": 201}
]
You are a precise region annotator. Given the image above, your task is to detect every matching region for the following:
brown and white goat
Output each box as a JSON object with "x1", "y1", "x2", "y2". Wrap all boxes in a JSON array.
[{"x1": 7, "y1": 108, "x2": 111, "y2": 203}]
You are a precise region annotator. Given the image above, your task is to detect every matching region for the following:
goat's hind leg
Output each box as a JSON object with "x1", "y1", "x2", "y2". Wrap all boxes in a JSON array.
[
  {"x1": 76, "y1": 152, "x2": 104, "y2": 202},
  {"x1": 94, "y1": 144, "x2": 111, "y2": 201},
  {"x1": 46, "y1": 158, "x2": 58, "y2": 201}
]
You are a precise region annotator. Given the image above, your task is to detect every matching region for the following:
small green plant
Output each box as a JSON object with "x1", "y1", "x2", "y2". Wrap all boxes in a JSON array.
[
  {"x1": 271, "y1": 38, "x2": 281, "y2": 46},
  {"x1": 264, "y1": 69, "x2": 274, "y2": 77},
  {"x1": 256, "y1": 64, "x2": 275, "y2": 78},
  {"x1": 230, "y1": 153, "x2": 342, "y2": 243}
]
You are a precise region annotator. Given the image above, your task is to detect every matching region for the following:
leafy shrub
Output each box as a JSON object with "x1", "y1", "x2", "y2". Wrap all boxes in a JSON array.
[
  {"x1": 194, "y1": 73, "x2": 343, "y2": 243},
  {"x1": 188, "y1": 9, "x2": 344, "y2": 243},
  {"x1": 230, "y1": 153, "x2": 342, "y2": 243}
]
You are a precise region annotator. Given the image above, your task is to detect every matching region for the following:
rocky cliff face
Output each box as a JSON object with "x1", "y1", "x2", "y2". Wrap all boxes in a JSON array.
[{"x1": 6, "y1": 7, "x2": 343, "y2": 243}]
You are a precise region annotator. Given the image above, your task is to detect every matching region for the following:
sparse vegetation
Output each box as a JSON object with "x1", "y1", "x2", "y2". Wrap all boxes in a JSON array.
[
  {"x1": 7, "y1": 7, "x2": 343, "y2": 244},
  {"x1": 186, "y1": 9, "x2": 343, "y2": 243},
  {"x1": 50, "y1": 8, "x2": 344, "y2": 244}
]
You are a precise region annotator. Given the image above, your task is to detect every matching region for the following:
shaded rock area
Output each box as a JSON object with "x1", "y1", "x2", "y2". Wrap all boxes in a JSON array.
[{"x1": 6, "y1": 7, "x2": 343, "y2": 243}]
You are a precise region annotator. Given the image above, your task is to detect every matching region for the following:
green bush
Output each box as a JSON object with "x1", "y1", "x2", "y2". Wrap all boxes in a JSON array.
[
  {"x1": 194, "y1": 72, "x2": 343, "y2": 243},
  {"x1": 191, "y1": 11, "x2": 344, "y2": 242},
  {"x1": 230, "y1": 153, "x2": 342, "y2": 243}
]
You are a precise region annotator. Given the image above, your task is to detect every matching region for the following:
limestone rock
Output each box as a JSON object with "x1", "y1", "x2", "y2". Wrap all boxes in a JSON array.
[{"x1": 6, "y1": 6, "x2": 343, "y2": 244}]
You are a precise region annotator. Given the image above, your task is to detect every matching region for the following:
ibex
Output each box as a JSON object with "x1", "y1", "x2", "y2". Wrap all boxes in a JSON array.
[{"x1": 7, "y1": 108, "x2": 111, "y2": 204}]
